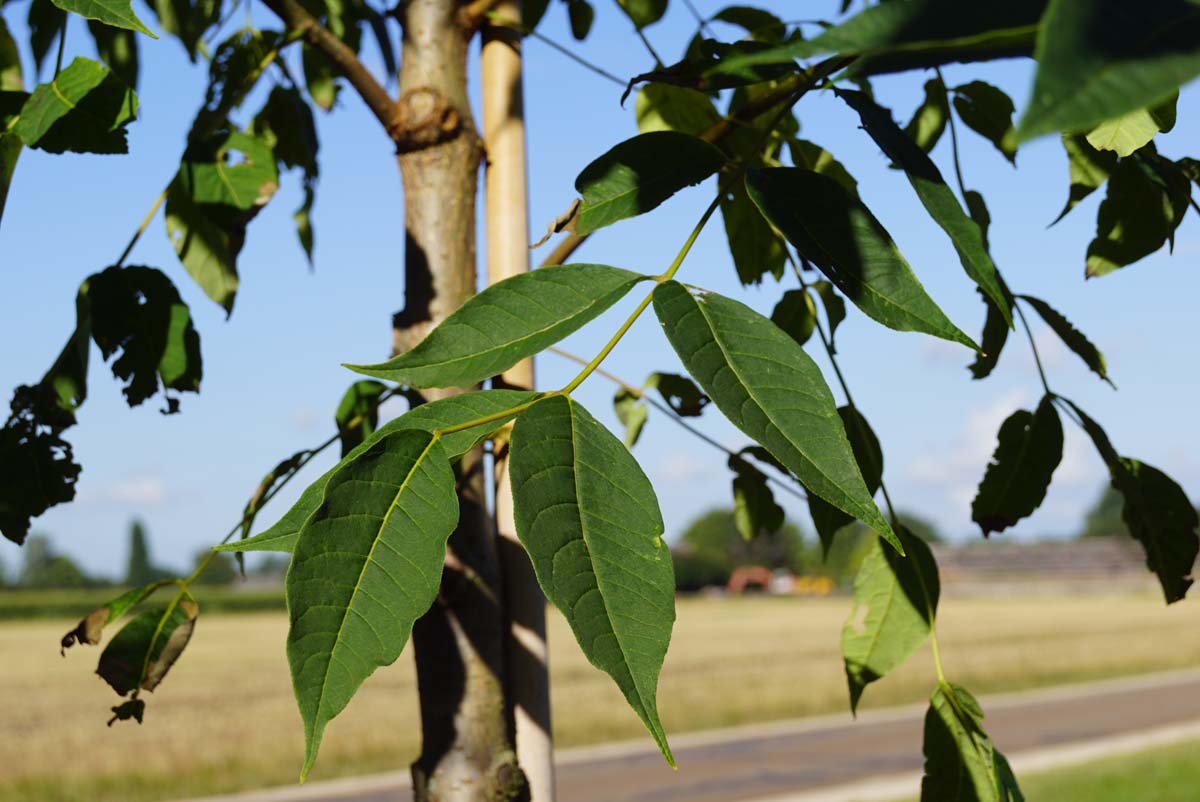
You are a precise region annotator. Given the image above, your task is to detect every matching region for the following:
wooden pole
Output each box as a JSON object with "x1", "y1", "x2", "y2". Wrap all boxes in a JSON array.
[{"x1": 482, "y1": 6, "x2": 555, "y2": 801}]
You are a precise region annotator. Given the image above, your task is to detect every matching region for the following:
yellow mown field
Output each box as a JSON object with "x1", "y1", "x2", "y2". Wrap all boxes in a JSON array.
[{"x1": 3, "y1": 593, "x2": 1198, "y2": 802}]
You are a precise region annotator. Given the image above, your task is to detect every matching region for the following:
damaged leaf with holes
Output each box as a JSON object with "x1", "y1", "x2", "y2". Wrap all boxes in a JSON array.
[{"x1": 98, "y1": 595, "x2": 198, "y2": 713}]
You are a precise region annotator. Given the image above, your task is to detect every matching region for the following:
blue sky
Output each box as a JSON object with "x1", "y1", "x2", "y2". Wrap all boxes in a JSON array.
[{"x1": 2, "y1": 1, "x2": 1198, "y2": 579}]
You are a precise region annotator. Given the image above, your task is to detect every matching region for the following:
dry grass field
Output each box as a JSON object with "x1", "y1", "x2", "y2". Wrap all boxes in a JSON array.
[{"x1": 3, "y1": 592, "x2": 1199, "y2": 802}]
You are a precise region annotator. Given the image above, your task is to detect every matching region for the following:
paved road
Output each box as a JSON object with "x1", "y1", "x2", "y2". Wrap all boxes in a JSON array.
[{"x1": 193, "y1": 671, "x2": 1200, "y2": 802}]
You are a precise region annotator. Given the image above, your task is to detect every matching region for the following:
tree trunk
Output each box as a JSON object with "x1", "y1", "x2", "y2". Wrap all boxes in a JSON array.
[
  {"x1": 393, "y1": 2, "x2": 524, "y2": 799},
  {"x1": 481, "y1": 6, "x2": 555, "y2": 800}
]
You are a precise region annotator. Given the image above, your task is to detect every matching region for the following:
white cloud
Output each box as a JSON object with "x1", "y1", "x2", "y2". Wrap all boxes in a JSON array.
[
  {"x1": 656, "y1": 451, "x2": 719, "y2": 484},
  {"x1": 78, "y1": 474, "x2": 169, "y2": 505}
]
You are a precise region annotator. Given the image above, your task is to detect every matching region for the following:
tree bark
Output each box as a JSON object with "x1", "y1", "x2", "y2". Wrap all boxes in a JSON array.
[
  {"x1": 393, "y1": 2, "x2": 524, "y2": 800},
  {"x1": 481, "y1": 6, "x2": 555, "y2": 800}
]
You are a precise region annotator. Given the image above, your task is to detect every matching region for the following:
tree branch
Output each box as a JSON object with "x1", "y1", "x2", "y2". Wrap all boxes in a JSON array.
[{"x1": 258, "y1": 0, "x2": 402, "y2": 140}]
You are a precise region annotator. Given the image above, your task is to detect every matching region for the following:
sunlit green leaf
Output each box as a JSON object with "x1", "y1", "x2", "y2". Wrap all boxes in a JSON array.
[
  {"x1": 788, "y1": 139, "x2": 859, "y2": 195},
  {"x1": 635, "y1": 84, "x2": 721, "y2": 137},
  {"x1": 1018, "y1": 0, "x2": 1200, "y2": 141},
  {"x1": 15, "y1": 57, "x2": 138, "y2": 154},
  {"x1": 837, "y1": 90, "x2": 1011, "y2": 328},
  {"x1": 510, "y1": 395, "x2": 676, "y2": 765},
  {"x1": 575, "y1": 132, "x2": 726, "y2": 234},
  {"x1": 905, "y1": 78, "x2": 949, "y2": 154},
  {"x1": 50, "y1": 0, "x2": 156, "y2": 37},
  {"x1": 1053, "y1": 135, "x2": 1117, "y2": 225},
  {"x1": 810, "y1": 406, "x2": 882, "y2": 555},
  {"x1": 303, "y1": 43, "x2": 339, "y2": 110},
  {"x1": 615, "y1": 0, "x2": 665, "y2": 29},
  {"x1": 613, "y1": 387, "x2": 648, "y2": 448},
  {"x1": 653, "y1": 281, "x2": 899, "y2": 551},
  {"x1": 951, "y1": 81, "x2": 1016, "y2": 164},
  {"x1": 971, "y1": 397, "x2": 1063, "y2": 536},
  {"x1": 287, "y1": 429, "x2": 458, "y2": 779},
  {"x1": 843, "y1": 529, "x2": 938, "y2": 712},
  {"x1": 746, "y1": 167, "x2": 978, "y2": 349},
  {"x1": 711, "y1": 5, "x2": 786, "y2": 42},
  {"x1": 349, "y1": 265, "x2": 646, "y2": 388},
  {"x1": 1085, "y1": 93, "x2": 1178, "y2": 158},
  {"x1": 218, "y1": 391, "x2": 536, "y2": 555},
  {"x1": 1018, "y1": 295, "x2": 1113, "y2": 386},
  {"x1": 61, "y1": 582, "x2": 162, "y2": 653},
  {"x1": 921, "y1": 683, "x2": 1000, "y2": 802}
]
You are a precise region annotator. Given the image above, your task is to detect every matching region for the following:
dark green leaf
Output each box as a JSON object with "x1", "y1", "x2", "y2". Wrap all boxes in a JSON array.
[
  {"x1": 1053, "y1": 135, "x2": 1117, "y2": 225},
  {"x1": 995, "y1": 752, "x2": 1026, "y2": 802},
  {"x1": 746, "y1": 167, "x2": 978, "y2": 349},
  {"x1": 843, "y1": 529, "x2": 939, "y2": 712},
  {"x1": 952, "y1": 81, "x2": 1016, "y2": 164},
  {"x1": 192, "y1": 29, "x2": 284, "y2": 141},
  {"x1": 963, "y1": 190, "x2": 991, "y2": 251},
  {"x1": 567, "y1": 0, "x2": 594, "y2": 40},
  {"x1": 653, "y1": 281, "x2": 899, "y2": 551},
  {"x1": 720, "y1": 179, "x2": 786, "y2": 285},
  {"x1": 613, "y1": 387, "x2": 648, "y2": 448},
  {"x1": 810, "y1": 280, "x2": 846, "y2": 354},
  {"x1": 730, "y1": 457, "x2": 784, "y2": 541},
  {"x1": 15, "y1": 57, "x2": 138, "y2": 154},
  {"x1": 287, "y1": 429, "x2": 457, "y2": 778},
  {"x1": 836, "y1": 90, "x2": 1011, "y2": 327},
  {"x1": 646, "y1": 372, "x2": 709, "y2": 417},
  {"x1": 335, "y1": 380, "x2": 386, "y2": 456},
  {"x1": 85, "y1": 266, "x2": 203, "y2": 407},
  {"x1": 1018, "y1": 295, "x2": 1113, "y2": 387},
  {"x1": 969, "y1": 289, "x2": 1009, "y2": 380},
  {"x1": 624, "y1": 39, "x2": 795, "y2": 102},
  {"x1": 615, "y1": 0, "x2": 665, "y2": 29},
  {"x1": 1059, "y1": 400, "x2": 1199, "y2": 604},
  {"x1": 510, "y1": 395, "x2": 676, "y2": 765},
  {"x1": 905, "y1": 78, "x2": 950, "y2": 154},
  {"x1": 921, "y1": 683, "x2": 1000, "y2": 802},
  {"x1": 98, "y1": 596, "x2": 197, "y2": 696},
  {"x1": 971, "y1": 397, "x2": 1063, "y2": 536},
  {"x1": 771, "y1": 289, "x2": 816, "y2": 346},
  {"x1": 1085, "y1": 93, "x2": 1178, "y2": 158},
  {"x1": 348, "y1": 264, "x2": 646, "y2": 388},
  {"x1": 50, "y1": 0, "x2": 156, "y2": 37},
  {"x1": 61, "y1": 582, "x2": 161, "y2": 653},
  {"x1": 575, "y1": 132, "x2": 725, "y2": 234},
  {"x1": 0, "y1": 385, "x2": 82, "y2": 544},
  {"x1": 0, "y1": 18, "x2": 23, "y2": 230},
  {"x1": 148, "y1": 0, "x2": 220, "y2": 60},
  {"x1": 523, "y1": 0, "x2": 551, "y2": 30},
  {"x1": 166, "y1": 130, "x2": 279, "y2": 314},
  {"x1": 27, "y1": 0, "x2": 66, "y2": 77},
  {"x1": 710, "y1": 1, "x2": 1044, "y2": 79},
  {"x1": 253, "y1": 85, "x2": 319, "y2": 263},
  {"x1": 88, "y1": 20, "x2": 139, "y2": 88},
  {"x1": 218, "y1": 391, "x2": 536, "y2": 554},
  {"x1": 810, "y1": 406, "x2": 882, "y2": 555},
  {"x1": 711, "y1": 6, "x2": 786, "y2": 42},
  {"x1": 108, "y1": 699, "x2": 145, "y2": 725},
  {"x1": 1018, "y1": 0, "x2": 1200, "y2": 141}
]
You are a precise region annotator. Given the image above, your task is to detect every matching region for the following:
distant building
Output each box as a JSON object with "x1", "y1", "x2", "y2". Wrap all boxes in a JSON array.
[{"x1": 932, "y1": 539, "x2": 1154, "y2": 595}]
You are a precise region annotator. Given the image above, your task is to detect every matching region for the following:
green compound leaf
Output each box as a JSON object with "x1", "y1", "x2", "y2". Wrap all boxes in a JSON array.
[
  {"x1": 218, "y1": 390, "x2": 536, "y2": 555},
  {"x1": 15, "y1": 57, "x2": 138, "y2": 154},
  {"x1": 843, "y1": 529, "x2": 939, "y2": 712},
  {"x1": 653, "y1": 280, "x2": 899, "y2": 552},
  {"x1": 287, "y1": 429, "x2": 458, "y2": 780},
  {"x1": 810, "y1": 406, "x2": 883, "y2": 556},
  {"x1": 50, "y1": 0, "x2": 156, "y2": 37},
  {"x1": 635, "y1": 84, "x2": 720, "y2": 137},
  {"x1": 334, "y1": 380, "x2": 386, "y2": 456},
  {"x1": 771, "y1": 289, "x2": 817, "y2": 346},
  {"x1": 836, "y1": 90, "x2": 1011, "y2": 328},
  {"x1": 1085, "y1": 93, "x2": 1177, "y2": 158},
  {"x1": 905, "y1": 77, "x2": 950, "y2": 154},
  {"x1": 951, "y1": 81, "x2": 1017, "y2": 165},
  {"x1": 509, "y1": 395, "x2": 676, "y2": 766},
  {"x1": 971, "y1": 396, "x2": 1063, "y2": 536},
  {"x1": 97, "y1": 595, "x2": 198, "y2": 696},
  {"x1": 1052, "y1": 135, "x2": 1117, "y2": 225},
  {"x1": 1086, "y1": 153, "x2": 1189, "y2": 278},
  {"x1": 349, "y1": 265, "x2": 646, "y2": 388},
  {"x1": 1018, "y1": 0, "x2": 1200, "y2": 142},
  {"x1": 746, "y1": 167, "x2": 977, "y2": 349},
  {"x1": 1018, "y1": 295, "x2": 1113, "y2": 387},
  {"x1": 921, "y1": 683, "x2": 1001, "y2": 802},
  {"x1": 721, "y1": 178, "x2": 787, "y2": 285},
  {"x1": 575, "y1": 131, "x2": 726, "y2": 235}
]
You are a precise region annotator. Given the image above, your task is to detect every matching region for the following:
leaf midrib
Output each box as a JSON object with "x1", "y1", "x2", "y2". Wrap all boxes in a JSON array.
[{"x1": 312, "y1": 433, "x2": 438, "y2": 719}]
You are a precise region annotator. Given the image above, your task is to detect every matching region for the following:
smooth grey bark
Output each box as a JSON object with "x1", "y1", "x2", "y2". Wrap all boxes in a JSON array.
[{"x1": 393, "y1": 2, "x2": 525, "y2": 800}]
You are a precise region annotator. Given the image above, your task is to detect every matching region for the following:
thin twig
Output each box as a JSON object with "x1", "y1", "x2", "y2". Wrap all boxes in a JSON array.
[
  {"x1": 114, "y1": 187, "x2": 169, "y2": 268},
  {"x1": 486, "y1": 14, "x2": 626, "y2": 86}
]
